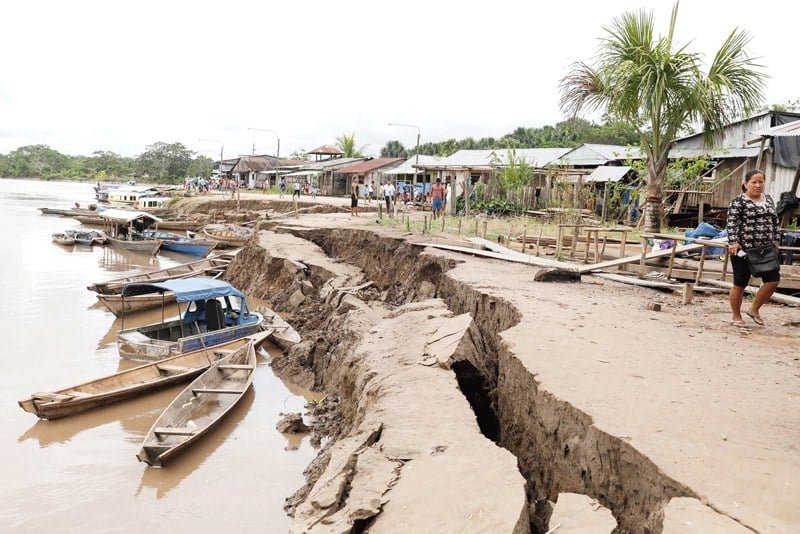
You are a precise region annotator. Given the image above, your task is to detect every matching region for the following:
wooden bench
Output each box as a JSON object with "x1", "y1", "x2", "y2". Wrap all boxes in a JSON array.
[
  {"x1": 156, "y1": 364, "x2": 189, "y2": 374},
  {"x1": 216, "y1": 364, "x2": 254, "y2": 370},
  {"x1": 154, "y1": 427, "x2": 197, "y2": 436},
  {"x1": 192, "y1": 388, "x2": 246, "y2": 395}
]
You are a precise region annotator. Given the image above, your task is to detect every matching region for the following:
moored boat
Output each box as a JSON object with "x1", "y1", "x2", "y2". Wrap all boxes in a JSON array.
[
  {"x1": 87, "y1": 256, "x2": 230, "y2": 294},
  {"x1": 17, "y1": 332, "x2": 271, "y2": 420},
  {"x1": 52, "y1": 232, "x2": 75, "y2": 246},
  {"x1": 97, "y1": 291, "x2": 179, "y2": 317},
  {"x1": 136, "y1": 340, "x2": 257, "y2": 467},
  {"x1": 257, "y1": 306, "x2": 301, "y2": 349},
  {"x1": 117, "y1": 278, "x2": 264, "y2": 361},
  {"x1": 142, "y1": 230, "x2": 216, "y2": 258},
  {"x1": 97, "y1": 209, "x2": 162, "y2": 255},
  {"x1": 195, "y1": 225, "x2": 252, "y2": 248},
  {"x1": 65, "y1": 229, "x2": 107, "y2": 246}
]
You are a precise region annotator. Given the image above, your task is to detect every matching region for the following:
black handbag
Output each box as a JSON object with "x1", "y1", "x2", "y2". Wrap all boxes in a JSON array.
[{"x1": 746, "y1": 245, "x2": 780, "y2": 276}]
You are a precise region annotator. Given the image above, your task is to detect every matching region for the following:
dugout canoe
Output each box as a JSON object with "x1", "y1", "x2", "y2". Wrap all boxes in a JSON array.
[
  {"x1": 18, "y1": 331, "x2": 271, "y2": 420},
  {"x1": 136, "y1": 340, "x2": 257, "y2": 467}
]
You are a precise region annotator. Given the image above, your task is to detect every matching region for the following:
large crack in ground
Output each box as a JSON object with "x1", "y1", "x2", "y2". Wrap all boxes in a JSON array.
[{"x1": 225, "y1": 225, "x2": 740, "y2": 533}]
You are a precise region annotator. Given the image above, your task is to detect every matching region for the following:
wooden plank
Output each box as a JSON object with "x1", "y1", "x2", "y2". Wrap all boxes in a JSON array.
[
  {"x1": 414, "y1": 242, "x2": 583, "y2": 273},
  {"x1": 576, "y1": 243, "x2": 706, "y2": 273},
  {"x1": 698, "y1": 279, "x2": 800, "y2": 306},
  {"x1": 32, "y1": 392, "x2": 73, "y2": 401},
  {"x1": 156, "y1": 364, "x2": 189, "y2": 373},
  {"x1": 192, "y1": 388, "x2": 246, "y2": 395},
  {"x1": 216, "y1": 364, "x2": 254, "y2": 370},
  {"x1": 154, "y1": 427, "x2": 198, "y2": 436}
]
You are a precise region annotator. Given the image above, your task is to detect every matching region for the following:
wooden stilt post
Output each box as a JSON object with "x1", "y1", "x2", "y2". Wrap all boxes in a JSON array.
[
  {"x1": 556, "y1": 225, "x2": 564, "y2": 257},
  {"x1": 695, "y1": 245, "x2": 706, "y2": 284},
  {"x1": 457, "y1": 218, "x2": 462, "y2": 235},
  {"x1": 521, "y1": 225, "x2": 528, "y2": 252},
  {"x1": 667, "y1": 241, "x2": 678, "y2": 279},
  {"x1": 536, "y1": 227, "x2": 543, "y2": 256},
  {"x1": 481, "y1": 220, "x2": 488, "y2": 239},
  {"x1": 639, "y1": 236, "x2": 648, "y2": 278}
]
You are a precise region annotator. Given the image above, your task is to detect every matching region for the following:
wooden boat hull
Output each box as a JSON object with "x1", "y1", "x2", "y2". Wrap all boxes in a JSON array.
[
  {"x1": 117, "y1": 315, "x2": 265, "y2": 361},
  {"x1": 201, "y1": 227, "x2": 248, "y2": 248},
  {"x1": 158, "y1": 239, "x2": 215, "y2": 257},
  {"x1": 87, "y1": 257, "x2": 230, "y2": 294},
  {"x1": 97, "y1": 292, "x2": 179, "y2": 317},
  {"x1": 106, "y1": 236, "x2": 161, "y2": 255},
  {"x1": 52, "y1": 232, "x2": 75, "y2": 246},
  {"x1": 18, "y1": 332, "x2": 271, "y2": 420},
  {"x1": 257, "y1": 306, "x2": 301, "y2": 349},
  {"x1": 137, "y1": 341, "x2": 257, "y2": 467}
]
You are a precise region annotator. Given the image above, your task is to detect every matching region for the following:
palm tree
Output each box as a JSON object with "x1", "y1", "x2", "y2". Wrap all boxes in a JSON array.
[
  {"x1": 559, "y1": 1, "x2": 766, "y2": 231},
  {"x1": 380, "y1": 140, "x2": 408, "y2": 158},
  {"x1": 335, "y1": 133, "x2": 367, "y2": 158}
]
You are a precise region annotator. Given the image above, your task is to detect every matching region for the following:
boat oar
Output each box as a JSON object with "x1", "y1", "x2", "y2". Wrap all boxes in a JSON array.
[{"x1": 193, "y1": 321, "x2": 213, "y2": 366}]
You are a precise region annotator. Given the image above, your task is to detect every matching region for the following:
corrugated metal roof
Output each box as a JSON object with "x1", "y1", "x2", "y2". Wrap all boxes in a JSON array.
[
  {"x1": 586, "y1": 165, "x2": 632, "y2": 183},
  {"x1": 557, "y1": 144, "x2": 641, "y2": 166},
  {"x1": 337, "y1": 158, "x2": 405, "y2": 174},
  {"x1": 748, "y1": 119, "x2": 800, "y2": 142},
  {"x1": 308, "y1": 145, "x2": 343, "y2": 155},
  {"x1": 301, "y1": 157, "x2": 364, "y2": 171},
  {"x1": 423, "y1": 148, "x2": 573, "y2": 169},
  {"x1": 668, "y1": 147, "x2": 759, "y2": 159},
  {"x1": 382, "y1": 155, "x2": 444, "y2": 174}
]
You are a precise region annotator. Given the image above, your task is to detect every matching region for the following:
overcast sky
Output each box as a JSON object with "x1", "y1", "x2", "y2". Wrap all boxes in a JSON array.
[{"x1": 1, "y1": 0, "x2": 796, "y2": 160}]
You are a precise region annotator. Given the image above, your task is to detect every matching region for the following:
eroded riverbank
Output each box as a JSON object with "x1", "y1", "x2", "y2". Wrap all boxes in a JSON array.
[{"x1": 179, "y1": 195, "x2": 800, "y2": 533}]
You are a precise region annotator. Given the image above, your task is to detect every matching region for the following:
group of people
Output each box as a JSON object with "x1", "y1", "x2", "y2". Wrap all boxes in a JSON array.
[
  {"x1": 278, "y1": 178, "x2": 316, "y2": 200},
  {"x1": 348, "y1": 178, "x2": 449, "y2": 218}
]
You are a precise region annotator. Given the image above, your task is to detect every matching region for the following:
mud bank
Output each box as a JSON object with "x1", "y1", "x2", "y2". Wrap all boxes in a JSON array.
[{"x1": 222, "y1": 217, "x2": 799, "y2": 533}]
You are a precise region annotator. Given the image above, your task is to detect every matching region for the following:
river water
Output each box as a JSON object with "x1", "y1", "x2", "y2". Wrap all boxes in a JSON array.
[{"x1": 0, "y1": 179, "x2": 317, "y2": 532}]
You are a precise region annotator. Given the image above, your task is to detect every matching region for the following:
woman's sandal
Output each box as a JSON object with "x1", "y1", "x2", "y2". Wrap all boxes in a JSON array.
[
  {"x1": 743, "y1": 310, "x2": 765, "y2": 326},
  {"x1": 731, "y1": 319, "x2": 749, "y2": 328}
]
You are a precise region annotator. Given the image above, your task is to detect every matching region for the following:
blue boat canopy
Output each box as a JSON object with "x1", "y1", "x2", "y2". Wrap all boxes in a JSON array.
[{"x1": 121, "y1": 278, "x2": 245, "y2": 302}]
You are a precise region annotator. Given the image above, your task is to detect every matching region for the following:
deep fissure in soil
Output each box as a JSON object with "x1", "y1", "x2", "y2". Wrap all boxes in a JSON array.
[{"x1": 229, "y1": 227, "x2": 699, "y2": 533}]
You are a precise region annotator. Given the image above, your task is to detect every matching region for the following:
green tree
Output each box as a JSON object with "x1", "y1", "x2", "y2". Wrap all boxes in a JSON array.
[
  {"x1": 135, "y1": 142, "x2": 194, "y2": 182},
  {"x1": 335, "y1": 133, "x2": 366, "y2": 158},
  {"x1": 289, "y1": 149, "x2": 308, "y2": 161},
  {"x1": 380, "y1": 140, "x2": 408, "y2": 158},
  {"x1": 187, "y1": 155, "x2": 213, "y2": 178},
  {"x1": 559, "y1": 2, "x2": 766, "y2": 231}
]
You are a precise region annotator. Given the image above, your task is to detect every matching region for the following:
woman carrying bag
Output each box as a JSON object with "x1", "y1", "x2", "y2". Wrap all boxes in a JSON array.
[{"x1": 726, "y1": 169, "x2": 781, "y2": 327}]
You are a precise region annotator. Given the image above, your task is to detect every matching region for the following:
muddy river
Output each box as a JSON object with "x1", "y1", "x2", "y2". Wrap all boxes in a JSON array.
[{"x1": 0, "y1": 179, "x2": 316, "y2": 532}]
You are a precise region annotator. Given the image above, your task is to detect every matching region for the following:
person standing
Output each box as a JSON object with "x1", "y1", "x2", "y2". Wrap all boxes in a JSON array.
[
  {"x1": 310, "y1": 181, "x2": 317, "y2": 199},
  {"x1": 351, "y1": 178, "x2": 360, "y2": 216},
  {"x1": 278, "y1": 178, "x2": 286, "y2": 198},
  {"x1": 726, "y1": 169, "x2": 781, "y2": 327},
  {"x1": 367, "y1": 181, "x2": 374, "y2": 204},
  {"x1": 292, "y1": 180, "x2": 301, "y2": 200},
  {"x1": 430, "y1": 178, "x2": 445, "y2": 219}
]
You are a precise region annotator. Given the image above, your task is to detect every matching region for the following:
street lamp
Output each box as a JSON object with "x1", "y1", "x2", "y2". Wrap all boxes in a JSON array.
[
  {"x1": 388, "y1": 122, "x2": 421, "y2": 201},
  {"x1": 247, "y1": 127, "x2": 280, "y2": 159}
]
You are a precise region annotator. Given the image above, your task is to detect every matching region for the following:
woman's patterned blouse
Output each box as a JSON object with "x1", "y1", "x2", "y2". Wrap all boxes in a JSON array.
[{"x1": 726, "y1": 194, "x2": 779, "y2": 250}]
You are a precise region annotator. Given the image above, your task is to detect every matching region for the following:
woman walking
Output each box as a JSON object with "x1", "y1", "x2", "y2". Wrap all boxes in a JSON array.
[{"x1": 726, "y1": 169, "x2": 781, "y2": 327}]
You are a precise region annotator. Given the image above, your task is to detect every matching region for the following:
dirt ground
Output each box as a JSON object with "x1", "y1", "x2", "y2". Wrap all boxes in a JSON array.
[{"x1": 177, "y1": 191, "x2": 800, "y2": 533}]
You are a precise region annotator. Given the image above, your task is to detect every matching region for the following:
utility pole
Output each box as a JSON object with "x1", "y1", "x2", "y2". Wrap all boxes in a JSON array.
[{"x1": 389, "y1": 123, "x2": 421, "y2": 200}]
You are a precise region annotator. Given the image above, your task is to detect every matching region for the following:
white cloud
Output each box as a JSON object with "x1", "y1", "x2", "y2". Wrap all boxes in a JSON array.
[{"x1": 1, "y1": 0, "x2": 796, "y2": 158}]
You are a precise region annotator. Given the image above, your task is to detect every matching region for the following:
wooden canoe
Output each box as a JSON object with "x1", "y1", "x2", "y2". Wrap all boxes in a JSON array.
[
  {"x1": 257, "y1": 306, "x2": 301, "y2": 349},
  {"x1": 97, "y1": 291, "x2": 179, "y2": 317},
  {"x1": 137, "y1": 340, "x2": 257, "y2": 467},
  {"x1": 52, "y1": 232, "x2": 75, "y2": 246},
  {"x1": 200, "y1": 227, "x2": 250, "y2": 248},
  {"x1": 18, "y1": 331, "x2": 271, "y2": 420},
  {"x1": 106, "y1": 235, "x2": 161, "y2": 255},
  {"x1": 87, "y1": 257, "x2": 230, "y2": 294}
]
